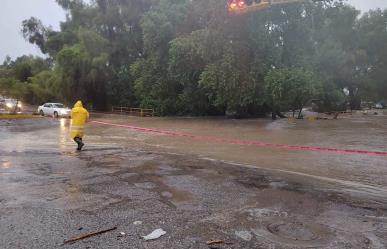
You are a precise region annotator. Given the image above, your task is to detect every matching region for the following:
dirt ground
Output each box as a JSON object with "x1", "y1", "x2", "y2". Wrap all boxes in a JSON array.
[{"x1": 0, "y1": 113, "x2": 386, "y2": 249}]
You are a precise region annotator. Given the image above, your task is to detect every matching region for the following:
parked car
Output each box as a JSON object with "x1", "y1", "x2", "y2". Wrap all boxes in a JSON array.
[{"x1": 37, "y1": 103, "x2": 71, "y2": 118}]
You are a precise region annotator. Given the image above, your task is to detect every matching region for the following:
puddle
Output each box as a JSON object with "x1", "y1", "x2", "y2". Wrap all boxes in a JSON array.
[
  {"x1": 235, "y1": 175, "x2": 270, "y2": 189},
  {"x1": 266, "y1": 221, "x2": 320, "y2": 241},
  {"x1": 247, "y1": 208, "x2": 289, "y2": 219},
  {"x1": 251, "y1": 220, "x2": 334, "y2": 248}
]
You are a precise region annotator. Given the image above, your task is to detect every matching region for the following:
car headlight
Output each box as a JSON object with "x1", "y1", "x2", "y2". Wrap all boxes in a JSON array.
[{"x1": 6, "y1": 103, "x2": 12, "y2": 108}]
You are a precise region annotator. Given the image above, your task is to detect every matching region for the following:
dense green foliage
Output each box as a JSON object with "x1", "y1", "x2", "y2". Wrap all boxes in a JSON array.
[
  {"x1": 265, "y1": 68, "x2": 323, "y2": 118},
  {"x1": 1, "y1": 0, "x2": 386, "y2": 116}
]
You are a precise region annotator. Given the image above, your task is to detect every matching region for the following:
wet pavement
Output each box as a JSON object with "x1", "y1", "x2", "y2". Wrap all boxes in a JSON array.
[{"x1": 0, "y1": 113, "x2": 387, "y2": 249}]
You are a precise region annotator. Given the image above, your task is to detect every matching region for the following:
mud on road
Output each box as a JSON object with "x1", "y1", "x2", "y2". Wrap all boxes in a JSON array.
[{"x1": 0, "y1": 116, "x2": 387, "y2": 249}]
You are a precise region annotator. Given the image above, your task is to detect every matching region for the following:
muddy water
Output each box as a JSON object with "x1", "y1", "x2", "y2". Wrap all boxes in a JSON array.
[
  {"x1": 1, "y1": 114, "x2": 386, "y2": 197},
  {"x1": 91, "y1": 112, "x2": 387, "y2": 203}
]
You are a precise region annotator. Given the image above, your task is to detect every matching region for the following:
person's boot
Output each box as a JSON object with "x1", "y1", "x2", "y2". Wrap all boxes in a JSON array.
[
  {"x1": 74, "y1": 137, "x2": 84, "y2": 151},
  {"x1": 78, "y1": 140, "x2": 84, "y2": 151}
]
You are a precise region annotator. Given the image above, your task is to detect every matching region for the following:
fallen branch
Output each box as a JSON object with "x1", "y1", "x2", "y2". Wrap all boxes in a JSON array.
[
  {"x1": 63, "y1": 226, "x2": 117, "y2": 245},
  {"x1": 206, "y1": 239, "x2": 224, "y2": 245}
]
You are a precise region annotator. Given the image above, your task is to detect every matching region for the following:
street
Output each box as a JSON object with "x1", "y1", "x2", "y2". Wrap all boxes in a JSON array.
[{"x1": 1, "y1": 113, "x2": 387, "y2": 248}]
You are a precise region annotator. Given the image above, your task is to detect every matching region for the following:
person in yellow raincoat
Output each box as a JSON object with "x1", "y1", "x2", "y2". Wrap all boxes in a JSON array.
[{"x1": 70, "y1": 100, "x2": 89, "y2": 151}]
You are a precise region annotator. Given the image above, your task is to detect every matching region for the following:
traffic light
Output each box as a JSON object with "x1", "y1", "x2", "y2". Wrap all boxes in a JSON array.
[
  {"x1": 227, "y1": 0, "x2": 271, "y2": 13},
  {"x1": 227, "y1": 0, "x2": 308, "y2": 14}
]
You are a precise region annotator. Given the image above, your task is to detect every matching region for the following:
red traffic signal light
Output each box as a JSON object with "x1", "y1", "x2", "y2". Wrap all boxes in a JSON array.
[
  {"x1": 227, "y1": 0, "x2": 246, "y2": 11},
  {"x1": 227, "y1": 0, "x2": 272, "y2": 13},
  {"x1": 228, "y1": 0, "x2": 311, "y2": 14}
]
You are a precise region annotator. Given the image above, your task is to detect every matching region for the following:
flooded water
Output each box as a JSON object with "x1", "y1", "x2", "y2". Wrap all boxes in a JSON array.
[
  {"x1": 1, "y1": 114, "x2": 386, "y2": 202},
  {"x1": 91, "y1": 112, "x2": 387, "y2": 201}
]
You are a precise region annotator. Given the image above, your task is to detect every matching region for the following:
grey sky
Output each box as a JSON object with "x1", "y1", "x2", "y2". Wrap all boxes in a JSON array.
[
  {"x1": 0, "y1": 0, "x2": 66, "y2": 61},
  {"x1": 1, "y1": 0, "x2": 387, "y2": 62},
  {"x1": 349, "y1": 0, "x2": 387, "y2": 13}
]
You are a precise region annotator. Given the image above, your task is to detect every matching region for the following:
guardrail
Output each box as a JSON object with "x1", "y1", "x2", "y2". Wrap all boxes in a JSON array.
[{"x1": 111, "y1": 107, "x2": 154, "y2": 117}]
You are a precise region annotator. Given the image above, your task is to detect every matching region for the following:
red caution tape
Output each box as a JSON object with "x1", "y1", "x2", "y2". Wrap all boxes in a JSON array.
[{"x1": 91, "y1": 121, "x2": 387, "y2": 157}]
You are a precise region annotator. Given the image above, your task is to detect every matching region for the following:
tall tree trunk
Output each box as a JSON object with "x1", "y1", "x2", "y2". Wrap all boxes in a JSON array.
[
  {"x1": 12, "y1": 100, "x2": 19, "y2": 114},
  {"x1": 297, "y1": 106, "x2": 304, "y2": 119}
]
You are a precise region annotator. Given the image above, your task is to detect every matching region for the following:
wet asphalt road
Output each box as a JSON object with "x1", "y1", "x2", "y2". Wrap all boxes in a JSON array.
[{"x1": 0, "y1": 116, "x2": 387, "y2": 249}]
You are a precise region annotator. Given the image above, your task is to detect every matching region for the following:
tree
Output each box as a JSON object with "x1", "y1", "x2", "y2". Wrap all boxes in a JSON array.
[
  {"x1": 265, "y1": 68, "x2": 322, "y2": 118},
  {"x1": 130, "y1": 0, "x2": 189, "y2": 115},
  {"x1": 22, "y1": 17, "x2": 49, "y2": 53},
  {"x1": 357, "y1": 9, "x2": 387, "y2": 102},
  {"x1": 310, "y1": 4, "x2": 362, "y2": 110},
  {"x1": 11, "y1": 0, "x2": 387, "y2": 115},
  {"x1": 27, "y1": 70, "x2": 58, "y2": 104},
  {"x1": 168, "y1": 30, "x2": 211, "y2": 115}
]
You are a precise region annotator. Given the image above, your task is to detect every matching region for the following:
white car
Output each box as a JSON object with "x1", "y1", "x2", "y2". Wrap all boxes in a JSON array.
[{"x1": 38, "y1": 103, "x2": 71, "y2": 118}]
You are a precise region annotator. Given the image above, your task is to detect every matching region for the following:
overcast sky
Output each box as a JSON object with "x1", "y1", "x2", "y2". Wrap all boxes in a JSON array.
[{"x1": 1, "y1": 0, "x2": 387, "y2": 62}]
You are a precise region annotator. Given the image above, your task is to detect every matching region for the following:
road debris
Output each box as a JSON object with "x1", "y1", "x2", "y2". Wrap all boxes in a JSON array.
[
  {"x1": 133, "y1": 221, "x2": 143, "y2": 225},
  {"x1": 63, "y1": 226, "x2": 117, "y2": 244},
  {"x1": 235, "y1": 230, "x2": 253, "y2": 241},
  {"x1": 142, "y1": 228, "x2": 167, "y2": 241},
  {"x1": 206, "y1": 239, "x2": 224, "y2": 245}
]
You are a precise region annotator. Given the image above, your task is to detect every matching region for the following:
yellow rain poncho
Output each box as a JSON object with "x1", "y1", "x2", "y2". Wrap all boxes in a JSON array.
[{"x1": 70, "y1": 101, "x2": 89, "y2": 139}]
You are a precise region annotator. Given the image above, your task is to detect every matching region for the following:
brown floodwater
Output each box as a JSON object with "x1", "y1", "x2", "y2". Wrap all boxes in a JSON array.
[
  {"x1": 1, "y1": 112, "x2": 386, "y2": 203},
  {"x1": 88, "y1": 111, "x2": 387, "y2": 202}
]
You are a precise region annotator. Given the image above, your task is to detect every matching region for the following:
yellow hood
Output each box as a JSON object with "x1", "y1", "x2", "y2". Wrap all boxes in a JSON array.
[{"x1": 74, "y1": 101, "x2": 83, "y2": 108}]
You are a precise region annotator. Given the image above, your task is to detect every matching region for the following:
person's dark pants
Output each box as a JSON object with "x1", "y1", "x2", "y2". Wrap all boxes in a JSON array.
[{"x1": 74, "y1": 137, "x2": 84, "y2": 151}]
